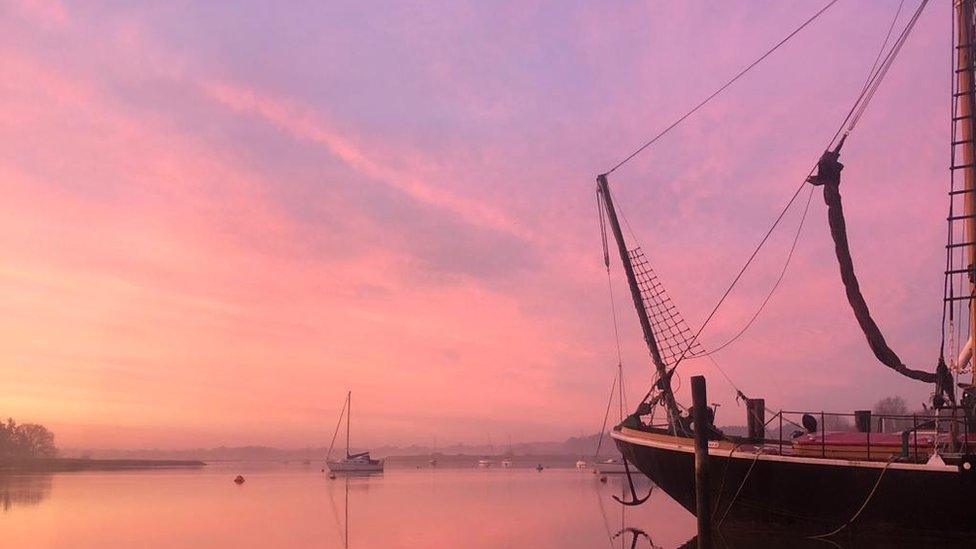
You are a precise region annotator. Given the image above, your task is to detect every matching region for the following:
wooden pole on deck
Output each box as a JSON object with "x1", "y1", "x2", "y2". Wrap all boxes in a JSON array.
[
  {"x1": 691, "y1": 375, "x2": 712, "y2": 548},
  {"x1": 746, "y1": 399, "x2": 765, "y2": 442}
]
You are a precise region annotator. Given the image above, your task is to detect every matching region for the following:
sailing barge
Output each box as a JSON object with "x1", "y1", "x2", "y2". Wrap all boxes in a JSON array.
[{"x1": 600, "y1": 0, "x2": 976, "y2": 536}]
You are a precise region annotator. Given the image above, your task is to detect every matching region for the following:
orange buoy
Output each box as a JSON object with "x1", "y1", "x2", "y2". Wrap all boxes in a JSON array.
[{"x1": 234, "y1": 475, "x2": 245, "y2": 484}]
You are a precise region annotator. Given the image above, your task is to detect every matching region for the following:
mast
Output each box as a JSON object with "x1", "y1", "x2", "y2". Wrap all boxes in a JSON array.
[
  {"x1": 956, "y1": 0, "x2": 976, "y2": 381},
  {"x1": 596, "y1": 174, "x2": 681, "y2": 430},
  {"x1": 346, "y1": 391, "x2": 351, "y2": 458},
  {"x1": 618, "y1": 360, "x2": 624, "y2": 423}
]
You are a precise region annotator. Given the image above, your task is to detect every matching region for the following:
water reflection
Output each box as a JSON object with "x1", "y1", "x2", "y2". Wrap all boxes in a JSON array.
[
  {"x1": 326, "y1": 472, "x2": 381, "y2": 548},
  {"x1": 324, "y1": 466, "x2": 690, "y2": 548},
  {"x1": 603, "y1": 469, "x2": 975, "y2": 549},
  {"x1": 13, "y1": 464, "x2": 969, "y2": 547},
  {"x1": 707, "y1": 529, "x2": 975, "y2": 549},
  {"x1": 613, "y1": 527, "x2": 658, "y2": 549},
  {"x1": 600, "y1": 473, "x2": 686, "y2": 548},
  {"x1": 0, "y1": 474, "x2": 51, "y2": 511}
]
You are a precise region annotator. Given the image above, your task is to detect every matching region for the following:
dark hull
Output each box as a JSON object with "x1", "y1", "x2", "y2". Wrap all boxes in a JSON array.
[{"x1": 614, "y1": 431, "x2": 976, "y2": 537}]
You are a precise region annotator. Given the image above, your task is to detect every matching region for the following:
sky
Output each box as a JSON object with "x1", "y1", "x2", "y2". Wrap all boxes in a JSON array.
[{"x1": 0, "y1": 0, "x2": 958, "y2": 449}]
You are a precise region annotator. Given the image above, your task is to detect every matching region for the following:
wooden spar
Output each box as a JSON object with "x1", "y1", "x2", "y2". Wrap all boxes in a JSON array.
[
  {"x1": 596, "y1": 174, "x2": 681, "y2": 430},
  {"x1": 957, "y1": 0, "x2": 976, "y2": 382},
  {"x1": 691, "y1": 376, "x2": 712, "y2": 548}
]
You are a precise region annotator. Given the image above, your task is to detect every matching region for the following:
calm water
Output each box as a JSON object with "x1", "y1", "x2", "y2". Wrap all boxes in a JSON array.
[
  {"x1": 1, "y1": 462, "x2": 695, "y2": 548},
  {"x1": 1, "y1": 463, "x2": 969, "y2": 548}
]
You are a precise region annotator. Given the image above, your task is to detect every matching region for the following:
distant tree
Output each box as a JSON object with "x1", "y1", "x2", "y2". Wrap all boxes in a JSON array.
[
  {"x1": 0, "y1": 419, "x2": 12, "y2": 458},
  {"x1": 823, "y1": 414, "x2": 852, "y2": 431},
  {"x1": 17, "y1": 424, "x2": 57, "y2": 458},
  {"x1": 872, "y1": 396, "x2": 918, "y2": 432},
  {"x1": 873, "y1": 396, "x2": 908, "y2": 416},
  {"x1": 0, "y1": 419, "x2": 57, "y2": 459}
]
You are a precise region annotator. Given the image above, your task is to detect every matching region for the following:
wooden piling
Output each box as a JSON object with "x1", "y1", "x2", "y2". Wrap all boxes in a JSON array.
[
  {"x1": 691, "y1": 375, "x2": 712, "y2": 548},
  {"x1": 746, "y1": 398, "x2": 765, "y2": 442}
]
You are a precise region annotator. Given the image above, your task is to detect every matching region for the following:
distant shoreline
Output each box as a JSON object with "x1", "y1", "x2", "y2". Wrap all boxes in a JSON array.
[{"x1": 0, "y1": 458, "x2": 206, "y2": 473}]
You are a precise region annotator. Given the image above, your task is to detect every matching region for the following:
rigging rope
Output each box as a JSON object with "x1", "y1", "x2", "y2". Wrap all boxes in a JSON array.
[
  {"x1": 808, "y1": 457, "x2": 896, "y2": 539},
  {"x1": 683, "y1": 1, "x2": 903, "y2": 362},
  {"x1": 598, "y1": 189, "x2": 629, "y2": 422},
  {"x1": 326, "y1": 396, "x2": 348, "y2": 461},
  {"x1": 605, "y1": 0, "x2": 840, "y2": 175},
  {"x1": 810, "y1": 0, "x2": 938, "y2": 384},
  {"x1": 664, "y1": 0, "x2": 929, "y2": 376},
  {"x1": 692, "y1": 185, "x2": 816, "y2": 357},
  {"x1": 593, "y1": 370, "x2": 619, "y2": 461}
]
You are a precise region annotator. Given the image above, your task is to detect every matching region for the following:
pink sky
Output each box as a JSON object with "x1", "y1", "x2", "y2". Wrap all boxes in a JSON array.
[{"x1": 0, "y1": 0, "x2": 956, "y2": 449}]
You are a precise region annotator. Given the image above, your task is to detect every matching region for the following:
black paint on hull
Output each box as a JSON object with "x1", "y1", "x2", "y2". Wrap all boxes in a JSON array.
[{"x1": 614, "y1": 433, "x2": 976, "y2": 537}]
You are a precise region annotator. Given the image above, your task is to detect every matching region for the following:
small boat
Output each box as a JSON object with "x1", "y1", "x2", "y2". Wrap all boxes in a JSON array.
[
  {"x1": 326, "y1": 391, "x2": 384, "y2": 473},
  {"x1": 575, "y1": 460, "x2": 587, "y2": 470},
  {"x1": 500, "y1": 435, "x2": 513, "y2": 467},
  {"x1": 478, "y1": 433, "x2": 497, "y2": 467},
  {"x1": 591, "y1": 458, "x2": 627, "y2": 475}
]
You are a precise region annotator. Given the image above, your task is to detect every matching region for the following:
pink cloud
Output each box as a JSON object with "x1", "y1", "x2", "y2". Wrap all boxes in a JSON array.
[{"x1": 203, "y1": 80, "x2": 529, "y2": 239}]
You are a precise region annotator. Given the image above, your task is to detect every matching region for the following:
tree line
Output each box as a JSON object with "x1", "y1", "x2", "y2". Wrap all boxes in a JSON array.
[{"x1": 0, "y1": 419, "x2": 57, "y2": 459}]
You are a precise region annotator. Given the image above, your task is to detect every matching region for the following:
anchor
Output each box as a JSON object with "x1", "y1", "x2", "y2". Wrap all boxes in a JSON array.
[
  {"x1": 612, "y1": 527, "x2": 653, "y2": 549},
  {"x1": 612, "y1": 458, "x2": 652, "y2": 506}
]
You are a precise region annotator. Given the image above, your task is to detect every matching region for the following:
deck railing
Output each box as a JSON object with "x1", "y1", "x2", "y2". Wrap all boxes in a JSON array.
[{"x1": 759, "y1": 408, "x2": 973, "y2": 463}]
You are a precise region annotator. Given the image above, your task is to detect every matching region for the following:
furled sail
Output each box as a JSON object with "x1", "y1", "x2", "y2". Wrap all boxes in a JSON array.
[{"x1": 810, "y1": 142, "x2": 937, "y2": 383}]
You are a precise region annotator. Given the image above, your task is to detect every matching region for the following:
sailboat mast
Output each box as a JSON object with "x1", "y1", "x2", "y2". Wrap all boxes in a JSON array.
[
  {"x1": 957, "y1": 0, "x2": 976, "y2": 382},
  {"x1": 596, "y1": 174, "x2": 680, "y2": 429},
  {"x1": 618, "y1": 361, "x2": 624, "y2": 423},
  {"x1": 346, "y1": 391, "x2": 351, "y2": 458}
]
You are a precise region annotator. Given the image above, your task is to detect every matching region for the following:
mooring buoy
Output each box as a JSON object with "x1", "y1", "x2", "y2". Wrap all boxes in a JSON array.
[{"x1": 233, "y1": 475, "x2": 245, "y2": 484}]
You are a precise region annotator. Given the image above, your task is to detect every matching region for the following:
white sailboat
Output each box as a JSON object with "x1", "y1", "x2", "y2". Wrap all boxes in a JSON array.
[
  {"x1": 326, "y1": 391, "x2": 384, "y2": 473},
  {"x1": 501, "y1": 435, "x2": 513, "y2": 468},
  {"x1": 477, "y1": 433, "x2": 495, "y2": 468},
  {"x1": 575, "y1": 430, "x2": 587, "y2": 469}
]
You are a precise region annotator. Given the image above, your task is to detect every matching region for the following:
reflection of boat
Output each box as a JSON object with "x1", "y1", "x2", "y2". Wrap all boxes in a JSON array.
[
  {"x1": 598, "y1": 0, "x2": 976, "y2": 535},
  {"x1": 326, "y1": 391, "x2": 384, "y2": 473}
]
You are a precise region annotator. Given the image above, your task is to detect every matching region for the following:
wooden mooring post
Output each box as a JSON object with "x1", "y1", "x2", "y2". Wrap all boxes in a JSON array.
[
  {"x1": 746, "y1": 398, "x2": 765, "y2": 442},
  {"x1": 691, "y1": 375, "x2": 712, "y2": 548}
]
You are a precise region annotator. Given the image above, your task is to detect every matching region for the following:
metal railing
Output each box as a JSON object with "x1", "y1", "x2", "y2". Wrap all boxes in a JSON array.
[{"x1": 759, "y1": 408, "x2": 973, "y2": 462}]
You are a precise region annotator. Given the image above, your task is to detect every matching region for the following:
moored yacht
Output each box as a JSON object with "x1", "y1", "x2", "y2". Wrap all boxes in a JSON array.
[{"x1": 326, "y1": 391, "x2": 384, "y2": 474}]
